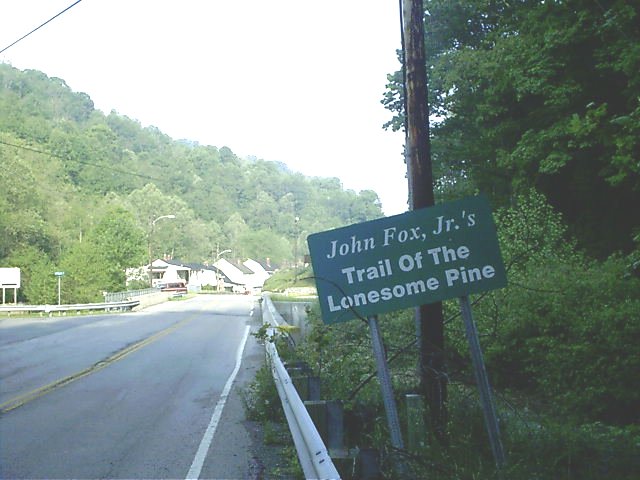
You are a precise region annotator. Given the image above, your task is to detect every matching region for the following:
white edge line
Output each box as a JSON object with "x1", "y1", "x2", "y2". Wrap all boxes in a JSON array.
[{"x1": 185, "y1": 325, "x2": 252, "y2": 480}]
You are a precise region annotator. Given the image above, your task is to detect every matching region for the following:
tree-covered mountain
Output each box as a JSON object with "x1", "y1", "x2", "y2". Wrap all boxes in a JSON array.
[{"x1": 0, "y1": 63, "x2": 383, "y2": 302}]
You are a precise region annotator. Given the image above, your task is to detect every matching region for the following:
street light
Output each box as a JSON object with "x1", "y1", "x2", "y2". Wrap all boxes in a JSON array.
[
  {"x1": 148, "y1": 214, "x2": 176, "y2": 287},
  {"x1": 294, "y1": 216, "x2": 300, "y2": 281}
]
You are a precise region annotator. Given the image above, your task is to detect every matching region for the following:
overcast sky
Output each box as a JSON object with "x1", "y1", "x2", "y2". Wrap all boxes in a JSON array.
[{"x1": 0, "y1": 0, "x2": 409, "y2": 215}]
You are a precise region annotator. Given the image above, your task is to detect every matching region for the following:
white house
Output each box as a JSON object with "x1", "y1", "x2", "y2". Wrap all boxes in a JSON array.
[
  {"x1": 126, "y1": 259, "x2": 189, "y2": 288},
  {"x1": 243, "y1": 259, "x2": 271, "y2": 289},
  {"x1": 213, "y1": 258, "x2": 271, "y2": 292},
  {"x1": 186, "y1": 264, "x2": 218, "y2": 289},
  {"x1": 213, "y1": 258, "x2": 249, "y2": 292}
]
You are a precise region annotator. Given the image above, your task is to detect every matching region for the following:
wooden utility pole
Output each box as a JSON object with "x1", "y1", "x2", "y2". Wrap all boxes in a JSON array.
[{"x1": 401, "y1": 0, "x2": 448, "y2": 440}]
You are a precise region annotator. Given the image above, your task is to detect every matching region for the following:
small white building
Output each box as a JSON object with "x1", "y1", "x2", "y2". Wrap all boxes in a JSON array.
[
  {"x1": 243, "y1": 259, "x2": 270, "y2": 290},
  {"x1": 126, "y1": 259, "x2": 190, "y2": 288},
  {"x1": 151, "y1": 259, "x2": 190, "y2": 286},
  {"x1": 187, "y1": 265, "x2": 218, "y2": 289},
  {"x1": 127, "y1": 257, "x2": 271, "y2": 292}
]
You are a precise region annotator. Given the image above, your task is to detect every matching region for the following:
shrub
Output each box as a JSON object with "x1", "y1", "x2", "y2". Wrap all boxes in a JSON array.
[{"x1": 463, "y1": 191, "x2": 640, "y2": 424}]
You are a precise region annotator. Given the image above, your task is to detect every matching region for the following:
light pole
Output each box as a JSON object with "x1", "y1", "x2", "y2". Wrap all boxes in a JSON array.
[
  {"x1": 293, "y1": 216, "x2": 300, "y2": 281},
  {"x1": 148, "y1": 214, "x2": 176, "y2": 287}
]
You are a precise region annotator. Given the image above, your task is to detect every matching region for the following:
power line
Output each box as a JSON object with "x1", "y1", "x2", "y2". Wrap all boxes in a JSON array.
[
  {"x1": 0, "y1": 0, "x2": 84, "y2": 55},
  {"x1": 0, "y1": 138, "x2": 165, "y2": 183}
]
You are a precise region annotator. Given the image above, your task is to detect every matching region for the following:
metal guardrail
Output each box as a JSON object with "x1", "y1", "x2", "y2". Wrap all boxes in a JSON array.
[
  {"x1": 103, "y1": 288, "x2": 158, "y2": 303},
  {"x1": 262, "y1": 294, "x2": 340, "y2": 480},
  {"x1": 0, "y1": 300, "x2": 140, "y2": 314}
]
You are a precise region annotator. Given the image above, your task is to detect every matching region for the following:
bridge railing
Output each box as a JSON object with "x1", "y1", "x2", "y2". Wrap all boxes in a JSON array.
[
  {"x1": 0, "y1": 300, "x2": 140, "y2": 315},
  {"x1": 103, "y1": 288, "x2": 158, "y2": 303}
]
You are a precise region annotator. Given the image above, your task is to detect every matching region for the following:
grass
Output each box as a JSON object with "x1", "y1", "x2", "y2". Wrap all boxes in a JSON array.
[{"x1": 263, "y1": 266, "x2": 316, "y2": 293}]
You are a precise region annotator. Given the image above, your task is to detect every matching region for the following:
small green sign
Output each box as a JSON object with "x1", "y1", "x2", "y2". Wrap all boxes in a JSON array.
[{"x1": 307, "y1": 195, "x2": 507, "y2": 324}]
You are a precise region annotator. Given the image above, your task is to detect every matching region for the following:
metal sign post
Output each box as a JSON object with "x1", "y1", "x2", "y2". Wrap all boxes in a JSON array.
[
  {"x1": 367, "y1": 315, "x2": 404, "y2": 451},
  {"x1": 460, "y1": 295, "x2": 506, "y2": 469}
]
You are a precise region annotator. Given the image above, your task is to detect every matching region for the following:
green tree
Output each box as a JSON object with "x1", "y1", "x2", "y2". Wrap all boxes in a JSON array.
[
  {"x1": 383, "y1": 0, "x2": 640, "y2": 257},
  {"x1": 238, "y1": 229, "x2": 291, "y2": 266},
  {"x1": 89, "y1": 206, "x2": 147, "y2": 287},
  {"x1": 247, "y1": 191, "x2": 279, "y2": 231},
  {"x1": 347, "y1": 189, "x2": 384, "y2": 223},
  {"x1": 125, "y1": 183, "x2": 190, "y2": 259},
  {"x1": 178, "y1": 218, "x2": 223, "y2": 262},
  {"x1": 223, "y1": 213, "x2": 249, "y2": 258},
  {"x1": 58, "y1": 240, "x2": 112, "y2": 303},
  {"x1": 0, "y1": 145, "x2": 51, "y2": 259}
]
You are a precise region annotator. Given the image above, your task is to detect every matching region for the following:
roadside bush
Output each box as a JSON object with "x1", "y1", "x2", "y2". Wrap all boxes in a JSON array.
[
  {"x1": 241, "y1": 362, "x2": 284, "y2": 424},
  {"x1": 500, "y1": 410, "x2": 640, "y2": 479},
  {"x1": 416, "y1": 385, "x2": 640, "y2": 480},
  {"x1": 461, "y1": 191, "x2": 640, "y2": 424},
  {"x1": 295, "y1": 304, "x2": 418, "y2": 407},
  {"x1": 487, "y1": 256, "x2": 639, "y2": 424}
]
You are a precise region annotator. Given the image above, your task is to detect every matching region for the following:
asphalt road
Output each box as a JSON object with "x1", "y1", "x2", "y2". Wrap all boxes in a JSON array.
[{"x1": 0, "y1": 294, "x2": 267, "y2": 479}]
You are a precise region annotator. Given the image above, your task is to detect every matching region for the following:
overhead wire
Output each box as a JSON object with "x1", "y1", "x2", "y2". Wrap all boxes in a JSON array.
[
  {"x1": 0, "y1": 138, "x2": 165, "y2": 183},
  {"x1": 0, "y1": 0, "x2": 167, "y2": 186},
  {"x1": 0, "y1": 0, "x2": 84, "y2": 55}
]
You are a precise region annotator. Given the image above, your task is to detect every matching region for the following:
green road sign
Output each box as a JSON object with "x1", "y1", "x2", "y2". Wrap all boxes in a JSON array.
[{"x1": 307, "y1": 195, "x2": 507, "y2": 324}]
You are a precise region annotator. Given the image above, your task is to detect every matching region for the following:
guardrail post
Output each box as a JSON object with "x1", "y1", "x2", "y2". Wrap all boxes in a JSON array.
[
  {"x1": 356, "y1": 448, "x2": 382, "y2": 480},
  {"x1": 326, "y1": 400, "x2": 345, "y2": 453},
  {"x1": 303, "y1": 399, "x2": 345, "y2": 451},
  {"x1": 308, "y1": 376, "x2": 321, "y2": 401},
  {"x1": 284, "y1": 361, "x2": 312, "y2": 375},
  {"x1": 285, "y1": 362, "x2": 321, "y2": 402},
  {"x1": 406, "y1": 393, "x2": 427, "y2": 453},
  {"x1": 290, "y1": 375, "x2": 321, "y2": 401},
  {"x1": 304, "y1": 400, "x2": 328, "y2": 441},
  {"x1": 325, "y1": 400, "x2": 359, "y2": 478},
  {"x1": 291, "y1": 375, "x2": 309, "y2": 400}
]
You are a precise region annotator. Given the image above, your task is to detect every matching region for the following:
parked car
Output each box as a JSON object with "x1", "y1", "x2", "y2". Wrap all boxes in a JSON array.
[{"x1": 158, "y1": 281, "x2": 187, "y2": 295}]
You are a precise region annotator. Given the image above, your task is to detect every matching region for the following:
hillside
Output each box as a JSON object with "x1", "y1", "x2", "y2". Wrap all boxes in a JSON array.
[{"x1": 0, "y1": 63, "x2": 383, "y2": 302}]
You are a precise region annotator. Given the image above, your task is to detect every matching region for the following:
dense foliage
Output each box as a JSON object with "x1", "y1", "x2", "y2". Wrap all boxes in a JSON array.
[
  {"x1": 384, "y1": 0, "x2": 640, "y2": 258},
  {"x1": 473, "y1": 192, "x2": 640, "y2": 425},
  {"x1": 0, "y1": 63, "x2": 383, "y2": 302}
]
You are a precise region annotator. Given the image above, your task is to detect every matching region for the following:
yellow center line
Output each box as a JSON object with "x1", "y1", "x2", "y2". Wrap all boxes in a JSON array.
[{"x1": 0, "y1": 309, "x2": 202, "y2": 415}]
